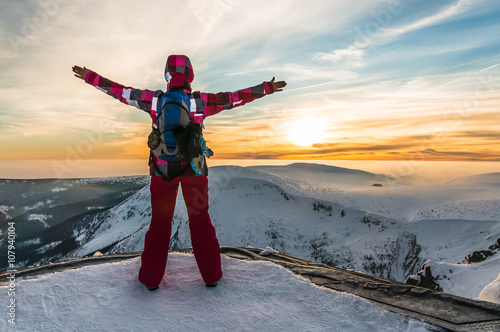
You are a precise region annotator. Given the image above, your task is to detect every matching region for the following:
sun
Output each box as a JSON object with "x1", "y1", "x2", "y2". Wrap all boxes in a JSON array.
[{"x1": 286, "y1": 118, "x2": 326, "y2": 146}]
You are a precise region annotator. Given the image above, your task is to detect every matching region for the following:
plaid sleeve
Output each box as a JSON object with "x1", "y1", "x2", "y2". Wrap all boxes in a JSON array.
[
  {"x1": 199, "y1": 81, "x2": 274, "y2": 117},
  {"x1": 84, "y1": 71, "x2": 155, "y2": 113}
]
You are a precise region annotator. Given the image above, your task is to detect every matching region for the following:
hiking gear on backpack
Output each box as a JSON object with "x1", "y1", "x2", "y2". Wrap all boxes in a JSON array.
[
  {"x1": 173, "y1": 122, "x2": 203, "y2": 163},
  {"x1": 147, "y1": 126, "x2": 161, "y2": 150},
  {"x1": 148, "y1": 90, "x2": 213, "y2": 180},
  {"x1": 150, "y1": 90, "x2": 191, "y2": 162}
]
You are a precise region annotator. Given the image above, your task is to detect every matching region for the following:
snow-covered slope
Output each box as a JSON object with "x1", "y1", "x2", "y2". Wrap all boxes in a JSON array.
[
  {"x1": 0, "y1": 253, "x2": 441, "y2": 332},
  {"x1": 408, "y1": 254, "x2": 500, "y2": 301},
  {"x1": 6, "y1": 163, "x2": 500, "y2": 301},
  {"x1": 243, "y1": 164, "x2": 500, "y2": 223},
  {"x1": 0, "y1": 176, "x2": 149, "y2": 269}
]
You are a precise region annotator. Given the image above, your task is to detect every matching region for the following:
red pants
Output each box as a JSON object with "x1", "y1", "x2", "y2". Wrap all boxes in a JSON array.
[{"x1": 139, "y1": 176, "x2": 222, "y2": 287}]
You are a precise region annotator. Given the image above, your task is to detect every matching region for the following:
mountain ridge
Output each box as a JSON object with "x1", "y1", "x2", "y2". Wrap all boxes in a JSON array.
[{"x1": 2, "y1": 164, "x2": 499, "y2": 302}]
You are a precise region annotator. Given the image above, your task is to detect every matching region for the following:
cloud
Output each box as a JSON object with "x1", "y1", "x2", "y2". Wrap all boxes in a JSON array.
[
  {"x1": 313, "y1": 46, "x2": 365, "y2": 67},
  {"x1": 385, "y1": 0, "x2": 472, "y2": 37},
  {"x1": 315, "y1": 0, "x2": 475, "y2": 67},
  {"x1": 453, "y1": 130, "x2": 500, "y2": 140},
  {"x1": 1, "y1": 0, "x2": 499, "y2": 163},
  {"x1": 215, "y1": 133, "x2": 500, "y2": 161},
  {"x1": 418, "y1": 149, "x2": 500, "y2": 161}
]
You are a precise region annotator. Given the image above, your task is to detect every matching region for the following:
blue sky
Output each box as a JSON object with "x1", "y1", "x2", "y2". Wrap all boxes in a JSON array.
[{"x1": 1, "y1": 0, "x2": 499, "y2": 165}]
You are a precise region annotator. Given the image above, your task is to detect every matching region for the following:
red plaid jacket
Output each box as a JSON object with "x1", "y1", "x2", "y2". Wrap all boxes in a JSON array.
[{"x1": 84, "y1": 70, "x2": 275, "y2": 177}]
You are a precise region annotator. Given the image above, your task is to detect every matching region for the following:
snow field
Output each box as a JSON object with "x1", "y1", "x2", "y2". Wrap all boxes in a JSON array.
[
  {"x1": 0, "y1": 253, "x2": 440, "y2": 332},
  {"x1": 480, "y1": 273, "x2": 500, "y2": 304},
  {"x1": 420, "y1": 254, "x2": 500, "y2": 302},
  {"x1": 48, "y1": 165, "x2": 500, "y2": 302}
]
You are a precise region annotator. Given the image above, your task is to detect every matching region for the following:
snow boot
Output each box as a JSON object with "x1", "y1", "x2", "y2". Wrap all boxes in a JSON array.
[
  {"x1": 205, "y1": 281, "x2": 218, "y2": 288},
  {"x1": 139, "y1": 268, "x2": 159, "y2": 291}
]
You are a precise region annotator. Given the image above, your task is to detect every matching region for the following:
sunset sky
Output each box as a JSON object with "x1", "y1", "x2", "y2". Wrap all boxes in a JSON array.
[{"x1": 1, "y1": 0, "x2": 500, "y2": 169}]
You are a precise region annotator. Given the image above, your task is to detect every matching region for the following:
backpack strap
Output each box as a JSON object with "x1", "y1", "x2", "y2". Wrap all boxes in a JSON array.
[{"x1": 151, "y1": 91, "x2": 163, "y2": 119}]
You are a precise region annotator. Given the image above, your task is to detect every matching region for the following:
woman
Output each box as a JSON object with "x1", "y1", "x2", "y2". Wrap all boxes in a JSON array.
[{"x1": 73, "y1": 55, "x2": 286, "y2": 291}]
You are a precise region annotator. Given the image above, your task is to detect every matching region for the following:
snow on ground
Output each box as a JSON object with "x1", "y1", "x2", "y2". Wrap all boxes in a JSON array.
[
  {"x1": 69, "y1": 185, "x2": 152, "y2": 258},
  {"x1": 0, "y1": 253, "x2": 441, "y2": 332},
  {"x1": 35, "y1": 241, "x2": 63, "y2": 254},
  {"x1": 236, "y1": 165, "x2": 500, "y2": 223},
  {"x1": 420, "y1": 254, "x2": 500, "y2": 301},
  {"x1": 23, "y1": 200, "x2": 53, "y2": 212},
  {"x1": 480, "y1": 273, "x2": 500, "y2": 304},
  {"x1": 48, "y1": 164, "x2": 499, "y2": 301},
  {"x1": 27, "y1": 214, "x2": 52, "y2": 228},
  {"x1": 50, "y1": 187, "x2": 68, "y2": 193},
  {"x1": 0, "y1": 205, "x2": 12, "y2": 219},
  {"x1": 259, "y1": 246, "x2": 279, "y2": 256}
]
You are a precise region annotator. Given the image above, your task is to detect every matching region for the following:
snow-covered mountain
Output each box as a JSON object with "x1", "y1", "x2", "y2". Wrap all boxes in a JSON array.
[
  {"x1": 2, "y1": 163, "x2": 499, "y2": 302},
  {"x1": 0, "y1": 176, "x2": 149, "y2": 268}
]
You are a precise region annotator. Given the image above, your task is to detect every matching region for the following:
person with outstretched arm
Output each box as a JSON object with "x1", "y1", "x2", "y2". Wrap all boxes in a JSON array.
[{"x1": 73, "y1": 55, "x2": 286, "y2": 291}]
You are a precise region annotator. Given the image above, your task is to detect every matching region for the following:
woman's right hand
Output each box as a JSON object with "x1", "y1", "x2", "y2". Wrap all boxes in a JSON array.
[{"x1": 268, "y1": 77, "x2": 287, "y2": 92}]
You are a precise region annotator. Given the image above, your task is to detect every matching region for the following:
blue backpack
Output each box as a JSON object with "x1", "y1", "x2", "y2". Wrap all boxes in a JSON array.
[
  {"x1": 150, "y1": 91, "x2": 191, "y2": 162},
  {"x1": 148, "y1": 91, "x2": 213, "y2": 176}
]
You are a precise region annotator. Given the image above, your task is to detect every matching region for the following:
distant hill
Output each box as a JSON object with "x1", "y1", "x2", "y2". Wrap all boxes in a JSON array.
[{"x1": 1, "y1": 164, "x2": 499, "y2": 302}]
